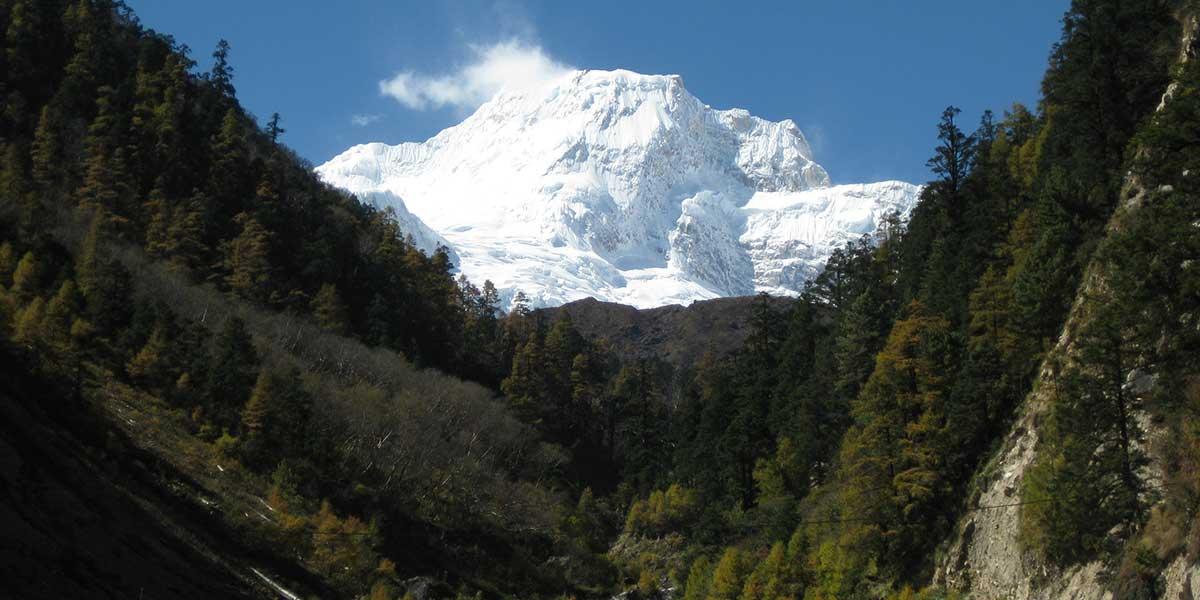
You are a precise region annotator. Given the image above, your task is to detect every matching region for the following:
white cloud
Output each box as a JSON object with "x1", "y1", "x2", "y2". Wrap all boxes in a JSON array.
[
  {"x1": 379, "y1": 40, "x2": 572, "y2": 111},
  {"x1": 351, "y1": 113, "x2": 382, "y2": 127}
]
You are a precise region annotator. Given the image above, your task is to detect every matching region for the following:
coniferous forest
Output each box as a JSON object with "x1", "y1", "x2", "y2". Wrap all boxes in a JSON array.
[{"x1": 2, "y1": 1, "x2": 1200, "y2": 598}]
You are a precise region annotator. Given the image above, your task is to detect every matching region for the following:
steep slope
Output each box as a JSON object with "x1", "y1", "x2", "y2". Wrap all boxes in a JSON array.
[
  {"x1": 0, "y1": 344, "x2": 305, "y2": 600},
  {"x1": 0, "y1": 1, "x2": 582, "y2": 596},
  {"x1": 318, "y1": 69, "x2": 920, "y2": 308},
  {"x1": 935, "y1": 10, "x2": 1200, "y2": 598}
]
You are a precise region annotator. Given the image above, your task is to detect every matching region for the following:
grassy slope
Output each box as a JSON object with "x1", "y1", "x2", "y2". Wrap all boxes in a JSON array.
[{"x1": 0, "y1": 343, "x2": 334, "y2": 599}]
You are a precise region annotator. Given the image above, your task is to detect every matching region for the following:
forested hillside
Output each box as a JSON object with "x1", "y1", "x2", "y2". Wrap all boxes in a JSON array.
[
  {"x1": 498, "y1": 0, "x2": 1200, "y2": 597},
  {"x1": 0, "y1": 1, "x2": 573, "y2": 597},
  {"x1": 2, "y1": 0, "x2": 1198, "y2": 598}
]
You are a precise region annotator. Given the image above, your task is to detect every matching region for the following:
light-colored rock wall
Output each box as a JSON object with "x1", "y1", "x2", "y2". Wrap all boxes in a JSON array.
[{"x1": 934, "y1": 10, "x2": 1199, "y2": 599}]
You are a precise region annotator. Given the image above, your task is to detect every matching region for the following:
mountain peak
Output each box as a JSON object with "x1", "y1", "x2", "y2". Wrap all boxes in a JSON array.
[{"x1": 318, "y1": 71, "x2": 917, "y2": 308}]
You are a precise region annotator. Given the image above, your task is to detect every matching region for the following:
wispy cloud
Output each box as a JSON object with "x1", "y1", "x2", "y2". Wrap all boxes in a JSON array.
[
  {"x1": 351, "y1": 113, "x2": 382, "y2": 127},
  {"x1": 379, "y1": 40, "x2": 573, "y2": 111}
]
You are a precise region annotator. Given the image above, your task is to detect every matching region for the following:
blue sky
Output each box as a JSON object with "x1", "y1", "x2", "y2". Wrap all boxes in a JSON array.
[{"x1": 126, "y1": 0, "x2": 1069, "y2": 185}]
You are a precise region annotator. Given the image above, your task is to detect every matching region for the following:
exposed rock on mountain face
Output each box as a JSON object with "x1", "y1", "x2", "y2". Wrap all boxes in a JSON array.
[
  {"x1": 318, "y1": 69, "x2": 919, "y2": 308},
  {"x1": 935, "y1": 11, "x2": 1200, "y2": 598}
]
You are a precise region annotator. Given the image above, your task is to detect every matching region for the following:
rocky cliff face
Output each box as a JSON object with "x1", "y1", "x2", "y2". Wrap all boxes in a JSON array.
[
  {"x1": 935, "y1": 11, "x2": 1200, "y2": 599},
  {"x1": 318, "y1": 69, "x2": 919, "y2": 308}
]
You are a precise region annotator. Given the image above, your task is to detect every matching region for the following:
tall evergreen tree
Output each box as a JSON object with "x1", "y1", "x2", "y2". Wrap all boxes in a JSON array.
[
  {"x1": 311, "y1": 283, "x2": 350, "y2": 335},
  {"x1": 30, "y1": 104, "x2": 64, "y2": 189},
  {"x1": 224, "y1": 212, "x2": 272, "y2": 302},
  {"x1": 77, "y1": 86, "x2": 134, "y2": 226},
  {"x1": 837, "y1": 301, "x2": 955, "y2": 574},
  {"x1": 266, "y1": 112, "x2": 284, "y2": 142},
  {"x1": 10, "y1": 250, "x2": 40, "y2": 301},
  {"x1": 127, "y1": 318, "x2": 176, "y2": 389},
  {"x1": 708, "y1": 548, "x2": 752, "y2": 600},
  {"x1": 203, "y1": 316, "x2": 259, "y2": 432},
  {"x1": 682, "y1": 556, "x2": 713, "y2": 600},
  {"x1": 163, "y1": 191, "x2": 209, "y2": 274},
  {"x1": 615, "y1": 359, "x2": 668, "y2": 492},
  {"x1": 241, "y1": 365, "x2": 312, "y2": 465},
  {"x1": 42, "y1": 279, "x2": 83, "y2": 357},
  {"x1": 209, "y1": 39, "x2": 235, "y2": 98},
  {"x1": 208, "y1": 108, "x2": 251, "y2": 223},
  {"x1": 926, "y1": 106, "x2": 975, "y2": 196}
]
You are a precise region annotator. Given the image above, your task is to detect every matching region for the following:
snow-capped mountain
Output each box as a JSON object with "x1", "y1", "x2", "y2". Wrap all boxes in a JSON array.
[{"x1": 318, "y1": 69, "x2": 921, "y2": 308}]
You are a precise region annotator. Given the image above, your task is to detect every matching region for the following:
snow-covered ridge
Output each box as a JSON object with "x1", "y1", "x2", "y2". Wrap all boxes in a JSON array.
[{"x1": 318, "y1": 68, "x2": 921, "y2": 308}]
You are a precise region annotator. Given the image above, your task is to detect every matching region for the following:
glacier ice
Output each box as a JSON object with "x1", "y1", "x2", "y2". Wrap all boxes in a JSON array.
[{"x1": 317, "y1": 69, "x2": 921, "y2": 308}]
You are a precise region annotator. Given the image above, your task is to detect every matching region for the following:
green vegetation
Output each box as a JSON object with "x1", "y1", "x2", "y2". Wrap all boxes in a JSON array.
[
  {"x1": 0, "y1": 1, "x2": 575, "y2": 596},
  {"x1": 2, "y1": 0, "x2": 1198, "y2": 598}
]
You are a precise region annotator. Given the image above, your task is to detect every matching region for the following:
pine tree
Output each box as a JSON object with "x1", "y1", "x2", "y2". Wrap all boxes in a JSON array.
[
  {"x1": 30, "y1": 104, "x2": 64, "y2": 188},
  {"x1": 544, "y1": 315, "x2": 586, "y2": 437},
  {"x1": 163, "y1": 191, "x2": 208, "y2": 274},
  {"x1": 673, "y1": 349, "x2": 735, "y2": 506},
  {"x1": 480, "y1": 280, "x2": 501, "y2": 317},
  {"x1": 596, "y1": 344, "x2": 631, "y2": 466},
  {"x1": 266, "y1": 112, "x2": 285, "y2": 142},
  {"x1": 615, "y1": 360, "x2": 667, "y2": 492},
  {"x1": 251, "y1": 175, "x2": 282, "y2": 231},
  {"x1": 1011, "y1": 173, "x2": 1079, "y2": 346},
  {"x1": 224, "y1": 212, "x2": 272, "y2": 302},
  {"x1": 203, "y1": 316, "x2": 259, "y2": 431},
  {"x1": 152, "y1": 53, "x2": 194, "y2": 190},
  {"x1": 59, "y1": 0, "x2": 114, "y2": 112},
  {"x1": 0, "y1": 243, "x2": 16, "y2": 286},
  {"x1": 365, "y1": 293, "x2": 393, "y2": 347},
  {"x1": 708, "y1": 548, "x2": 751, "y2": 600},
  {"x1": 169, "y1": 320, "x2": 210, "y2": 409},
  {"x1": 837, "y1": 301, "x2": 955, "y2": 572},
  {"x1": 563, "y1": 487, "x2": 607, "y2": 552},
  {"x1": 739, "y1": 542, "x2": 785, "y2": 600},
  {"x1": 76, "y1": 209, "x2": 104, "y2": 298},
  {"x1": 10, "y1": 250, "x2": 39, "y2": 300},
  {"x1": 501, "y1": 335, "x2": 545, "y2": 424},
  {"x1": 637, "y1": 568, "x2": 659, "y2": 599},
  {"x1": 311, "y1": 283, "x2": 350, "y2": 335},
  {"x1": 949, "y1": 262, "x2": 1030, "y2": 467},
  {"x1": 718, "y1": 293, "x2": 782, "y2": 505},
  {"x1": 209, "y1": 39, "x2": 235, "y2": 98},
  {"x1": 1022, "y1": 299, "x2": 1147, "y2": 565},
  {"x1": 752, "y1": 439, "x2": 805, "y2": 540},
  {"x1": 127, "y1": 321, "x2": 174, "y2": 388},
  {"x1": 834, "y1": 287, "x2": 887, "y2": 402},
  {"x1": 77, "y1": 86, "x2": 134, "y2": 225},
  {"x1": 85, "y1": 258, "x2": 134, "y2": 337},
  {"x1": 809, "y1": 246, "x2": 850, "y2": 310},
  {"x1": 773, "y1": 298, "x2": 840, "y2": 488},
  {"x1": 209, "y1": 108, "x2": 250, "y2": 220},
  {"x1": 3, "y1": 0, "x2": 43, "y2": 101},
  {"x1": 782, "y1": 528, "x2": 811, "y2": 596},
  {"x1": 143, "y1": 182, "x2": 172, "y2": 260},
  {"x1": 926, "y1": 106, "x2": 975, "y2": 196},
  {"x1": 43, "y1": 279, "x2": 83, "y2": 357},
  {"x1": 682, "y1": 556, "x2": 713, "y2": 600},
  {"x1": 570, "y1": 350, "x2": 606, "y2": 436},
  {"x1": 129, "y1": 52, "x2": 171, "y2": 195},
  {"x1": 14, "y1": 296, "x2": 45, "y2": 345},
  {"x1": 241, "y1": 368, "x2": 275, "y2": 449},
  {"x1": 461, "y1": 278, "x2": 503, "y2": 381},
  {"x1": 511, "y1": 291, "x2": 531, "y2": 317},
  {"x1": 0, "y1": 141, "x2": 29, "y2": 212},
  {"x1": 966, "y1": 265, "x2": 1015, "y2": 355},
  {"x1": 1040, "y1": 0, "x2": 1177, "y2": 218}
]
